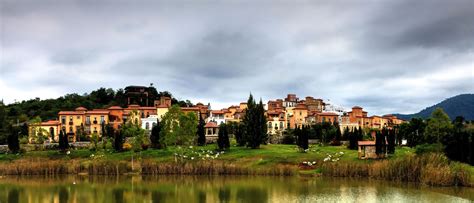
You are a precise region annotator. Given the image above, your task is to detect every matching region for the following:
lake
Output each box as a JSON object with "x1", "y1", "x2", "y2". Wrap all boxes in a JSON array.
[{"x1": 0, "y1": 175, "x2": 473, "y2": 202}]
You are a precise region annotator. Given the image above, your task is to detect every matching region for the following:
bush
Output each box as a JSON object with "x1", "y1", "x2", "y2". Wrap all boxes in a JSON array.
[
  {"x1": 281, "y1": 133, "x2": 295, "y2": 144},
  {"x1": 19, "y1": 137, "x2": 28, "y2": 144},
  {"x1": 415, "y1": 143, "x2": 444, "y2": 155},
  {"x1": 122, "y1": 143, "x2": 132, "y2": 151}
]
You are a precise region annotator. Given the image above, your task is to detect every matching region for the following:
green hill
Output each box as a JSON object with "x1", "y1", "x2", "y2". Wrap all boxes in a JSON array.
[{"x1": 394, "y1": 94, "x2": 474, "y2": 121}]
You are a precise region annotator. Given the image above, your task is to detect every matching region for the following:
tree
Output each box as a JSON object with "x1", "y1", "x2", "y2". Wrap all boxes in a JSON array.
[
  {"x1": 197, "y1": 115, "x2": 206, "y2": 146},
  {"x1": 296, "y1": 126, "x2": 309, "y2": 151},
  {"x1": 235, "y1": 123, "x2": 246, "y2": 146},
  {"x1": 332, "y1": 122, "x2": 342, "y2": 145},
  {"x1": 347, "y1": 128, "x2": 358, "y2": 150},
  {"x1": 342, "y1": 127, "x2": 349, "y2": 141},
  {"x1": 425, "y1": 108, "x2": 453, "y2": 144},
  {"x1": 387, "y1": 128, "x2": 396, "y2": 154},
  {"x1": 406, "y1": 118, "x2": 426, "y2": 147},
  {"x1": 114, "y1": 129, "x2": 124, "y2": 152},
  {"x1": 375, "y1": 130, "x2": 386, "y2": 157},
  {"x1": 217, "y1": 123, "x2": 230, "y2": 150},
  {"x1": 7, "y1": 125, "x2": 20, "y2": 153},
  {"x1": 242, "y1": 94, "x2": 267, "y2": 149},
  {"x1": 58, "y1": 129, "x2": 69, "y2": 152},
  {"x1": 150, "y1": 120, "x2": 162, "y2": 149},
  {"x1": 160, "y1": 105, "x2": 198, "y2": 147}
]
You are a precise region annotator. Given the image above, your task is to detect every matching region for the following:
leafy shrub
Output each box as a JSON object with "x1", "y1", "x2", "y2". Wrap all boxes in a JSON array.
[{"x1": 415, "y1": 143, "x2": 444, "y2": 155}]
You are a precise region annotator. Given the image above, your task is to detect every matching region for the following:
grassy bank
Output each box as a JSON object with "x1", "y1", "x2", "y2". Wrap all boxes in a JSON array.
[{"x1": 0, "y1": 144, "x2": 472, "y2": 186}]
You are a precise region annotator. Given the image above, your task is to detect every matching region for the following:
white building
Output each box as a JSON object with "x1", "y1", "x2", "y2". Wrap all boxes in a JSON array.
[
  {"x1": 206, "y1": 110, "x2": 226, "y2": 125},
  {"x1": 141, "y1": 115, "x2": 159, "y2": 131}
]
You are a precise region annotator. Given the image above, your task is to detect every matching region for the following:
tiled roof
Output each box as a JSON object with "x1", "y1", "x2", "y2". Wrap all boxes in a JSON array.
[
  {"x1": 352, "y1": 106, "x2": 363, "y2": 109},
  {"x1": 318, "y1": 112, "x2": 338, "y2": 116},
  {"x1": 205, "y1": 122, "x2": 218, "y2": 128},
  {"x1": 75, "y1": 107, "x2": 87, "y2": 111},
  {"x1": 108, "y1": 106, "x2": 123, "y2": 110},
  {"x1": 358, "y1": 141, "x2": 375, "y2": 146},
  {"x1": 58, "y1": 111, "x2": 84, "y2": 115}
]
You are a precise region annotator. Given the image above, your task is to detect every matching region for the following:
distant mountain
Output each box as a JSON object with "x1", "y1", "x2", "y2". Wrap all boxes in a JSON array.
[{"x1": 394, "y1": 94, "x2": 474, "y2": 121}]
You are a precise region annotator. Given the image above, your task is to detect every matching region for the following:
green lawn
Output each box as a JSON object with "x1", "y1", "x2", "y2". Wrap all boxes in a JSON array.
[{"x1": 0, "y1": 143, "x2": 415, "y2": 166}]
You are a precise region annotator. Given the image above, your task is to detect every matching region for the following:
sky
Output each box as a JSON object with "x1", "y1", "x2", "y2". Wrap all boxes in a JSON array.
[{"x1": 1, "y1": 0, "x2": 473, "y2": 115}]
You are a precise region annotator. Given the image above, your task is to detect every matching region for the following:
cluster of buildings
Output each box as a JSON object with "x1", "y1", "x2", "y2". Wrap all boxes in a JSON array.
[{"x1": 29, "y1": 86, "x2": 404, "y2": 143}]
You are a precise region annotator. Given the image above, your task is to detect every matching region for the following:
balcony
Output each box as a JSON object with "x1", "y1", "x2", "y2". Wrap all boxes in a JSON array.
[
  {"x1": 68, "y1": 122, "x2": 73, "y2": 125},
  {"x1": 85, "y1": 121, "x2": 91, "y2": 125}
]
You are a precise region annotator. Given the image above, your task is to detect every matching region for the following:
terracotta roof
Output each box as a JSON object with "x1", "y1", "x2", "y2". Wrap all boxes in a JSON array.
[
  {"x1": 140, "y1": 107, "x2": 156, "y2": 110},
  {"x1": 31, "y1": 120, "x2": 61, "y2": 126},
  {"x1": 86, "y1": 110, "x2": 109, "y2": 114},
  {"x1": 75, "y1": 107, "x2": 87, "y2": 111},
  {"x1": 205, "y1": 122, "x2": 218, "y2": 128},
  {"x1": 211, "y1": 110, "x2": 225, "y2": 114},
  {"x1": 318, "y1": 112, "x2": 339, "y2": 116},
  {"x1": 108, "y1": 106, "x2": 123, "y2": 110},
  {"x1": 58, "y1": 111, "x2": 84, "y2": 115},
  {"x1": 294, "y1": 104, "x2": 307, "y2": 110},
  {"x1": 156, "y1": 104, "x2": 169, "y2": 108},
  {"x1": 352, "y1": 106, "x2": 363, "y2": 109},
  {"x1": 358, "y1": 141, "x2": 375, "y2": 146}
]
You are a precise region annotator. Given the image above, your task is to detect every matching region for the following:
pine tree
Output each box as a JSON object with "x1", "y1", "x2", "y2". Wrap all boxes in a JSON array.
[
  {"x1": 197, "y1": 115, "x2": 206, "y2": 146},
  {"x1": 150, "y1": 120, "x2": 161, "y2": 149},
  {"x1": 342, "y1": 127, "x2": 349, "y2": 141},
  {"x1": 217, "y1": 123, "x2": 230, "y2": 150}
]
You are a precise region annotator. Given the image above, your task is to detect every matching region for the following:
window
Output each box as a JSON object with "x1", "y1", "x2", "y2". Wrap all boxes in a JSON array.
[
  {"x1": 100, "y1": 116, "x2": 105, "y2": 123},
  {"x1": 268, "y1": 122, "x2": 272, "y2": 128},
  {"x1": 69, "y1": 116, "x2": 73, "y2": 122},
  {"x1": 86, "y1": 116, "x2": 90, "y2": 124},
  {"x1": 77, "y1": 116, "x2": 80, "y2": 119},
  {"x1": 145, "y1": 122, "x2": 150, "y2": 130},
  {"x1": 280, "y1": 122, "x2": 283, "y2": 129},
  {"x1": 61, "y1": 116, "x2": 66, "y2": 125},
  {"x1": 69, "y1": 127, "x2": 73, "y2": 133}
]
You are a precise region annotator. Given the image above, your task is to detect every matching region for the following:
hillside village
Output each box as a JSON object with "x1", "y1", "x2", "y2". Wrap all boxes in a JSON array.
[{"x1": 28, "y1": 85, "x2": 404, "y2": 143}]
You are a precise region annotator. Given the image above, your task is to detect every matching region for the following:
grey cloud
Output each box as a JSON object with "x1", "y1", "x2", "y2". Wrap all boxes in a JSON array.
[{"x1": 1, "y1": 0, "x2": 473, "y2": 115}]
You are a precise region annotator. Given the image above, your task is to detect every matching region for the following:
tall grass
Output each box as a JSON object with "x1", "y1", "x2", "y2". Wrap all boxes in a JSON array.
[
  {"x1": 0, "y1": 159, "x2": 295, "y2": 176},
  {"x1": 321, "y1": 153, "x2": 472, "y2": 186}
]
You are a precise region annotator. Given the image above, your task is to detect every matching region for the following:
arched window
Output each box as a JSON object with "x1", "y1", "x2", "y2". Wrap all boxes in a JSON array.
[{"x1": 268, "y1": 122, "x2": 272, "y2": 128}]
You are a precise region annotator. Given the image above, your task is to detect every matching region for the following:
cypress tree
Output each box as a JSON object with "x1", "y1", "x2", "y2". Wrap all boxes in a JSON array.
[
  {"x1": 114, "y1": 129, "x2": 124, "y2": 152},
  {"x1": 197, "y1": 115, "x2": 206, "y2": 146},
  {"x1": 342, "y1": 127, "x2": 349, "y2": 141},
  {"x1": 217, "y1": 123, "x2": 230, "y2": 150},
  {"x1": 58, "y1": 129, "x2": 68, "y2": 152},
  {"x1": 235, "y1": 123, "x2": 246, "y2": 146},
  {"x1": 242, "y1": 94, "x2": 267, "y2": 149},
  {"x1": 348, "y1": 128, "x2": 358, "y2": 150},
  {"x1": 387, "y1": 128, "x2": 396, "y2": 154},
  {"x1": 7, "y1": 125, "x2": 20, "y2": 153},
  {"x1": 150, "y1": 120, "x2": 161, "y2": 149},
  {"x1": 297, "y1": 126, "x2": 309, "y2": 151}
]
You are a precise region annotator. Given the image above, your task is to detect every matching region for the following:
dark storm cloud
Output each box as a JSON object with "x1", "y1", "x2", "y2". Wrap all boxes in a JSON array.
[{"x1": 1, "y1": 0, "x2": 473, "y2": 115}]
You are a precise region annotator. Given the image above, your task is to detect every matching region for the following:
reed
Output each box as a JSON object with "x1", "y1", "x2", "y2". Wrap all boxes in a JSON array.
[
  {"x1": 321, "y1": 153, "x2": 472, "y2": 186},
  {"x1": 141, "y1": 160, "x2": 296, "y2": 176}
]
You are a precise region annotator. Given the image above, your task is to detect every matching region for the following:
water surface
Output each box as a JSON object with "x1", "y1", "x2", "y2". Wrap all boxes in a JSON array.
[{"x1": 0, "y1": 175, "x2": 472, "y2": 202}]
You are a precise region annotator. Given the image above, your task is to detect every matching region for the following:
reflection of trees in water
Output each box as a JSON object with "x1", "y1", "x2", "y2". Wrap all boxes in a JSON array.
[
  {"x1": 218, "y1": 187, "x2": 230, "y2": 203},
  {"x1": 197, "y1": 190, "x2": 206, "y2": 203},
  {"x1": 8, "y1": 188, "x2": 19, "y2": 203},
  {"x1": 236, "y1": 187, "x2": 268, "y2": 203},
  {"x1": 152, "y1": 191, "x2": 166, "y2": 203},
  {"x1": 58, "y1": 187, "x2": 69, "y2": 203},
  {"x1": 113, "y1": 188, "x2": 124, "y2": 203}
]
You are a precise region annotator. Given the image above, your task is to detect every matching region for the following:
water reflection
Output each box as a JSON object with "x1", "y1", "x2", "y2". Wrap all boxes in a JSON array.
[{"x1": 0, "y1": 175, "x2": 472, "y2": 202}]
